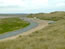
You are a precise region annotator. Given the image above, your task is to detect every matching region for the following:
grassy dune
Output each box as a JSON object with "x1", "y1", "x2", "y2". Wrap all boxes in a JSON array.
[
  {"x1": 0, "y1": 11, "x2": 65, "y2": 49},
  {"x1": 0, "y1": 18, "x2": 29, "y2": 34},
  {"x1": 28, "y1": 11, "x2": 65, "y2": 21}
]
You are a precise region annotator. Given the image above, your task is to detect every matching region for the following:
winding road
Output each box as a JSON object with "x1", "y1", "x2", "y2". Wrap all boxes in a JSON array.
[{"x1": 0, "y1": 17, "x2": 48, "y2": 41}]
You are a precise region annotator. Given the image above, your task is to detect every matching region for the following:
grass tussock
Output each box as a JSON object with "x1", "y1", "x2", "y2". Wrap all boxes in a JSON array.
[{"x1": 0, "y1": 19, "x2": 65, "y2": 49}]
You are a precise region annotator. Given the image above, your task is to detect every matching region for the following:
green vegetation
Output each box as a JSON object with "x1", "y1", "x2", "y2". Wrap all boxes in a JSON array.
[
  {"x1": 0, "y1": 11, "x2": 65, "y2": 49},
  {"x1": 0, "y1": 18, "x2": 29, "y2": 34}
]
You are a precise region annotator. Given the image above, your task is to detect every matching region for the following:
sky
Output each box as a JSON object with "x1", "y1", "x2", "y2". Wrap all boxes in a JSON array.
[{"x1": 0, "y1": 0, "x2": 65, "y2": 13}]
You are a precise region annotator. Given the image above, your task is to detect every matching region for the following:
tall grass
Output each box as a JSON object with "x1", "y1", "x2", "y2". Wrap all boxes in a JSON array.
[{"x1": 0, "y1": 11, "x2": 65, "y2": 49}]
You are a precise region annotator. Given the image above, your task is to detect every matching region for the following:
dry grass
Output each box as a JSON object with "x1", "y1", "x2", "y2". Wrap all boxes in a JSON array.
[
  {"x1": 0, "y1": 11, "x2": 65, "y2": 49},
  {"x1": 28, "y1": 11, "x2": 65, "y2": 21}
]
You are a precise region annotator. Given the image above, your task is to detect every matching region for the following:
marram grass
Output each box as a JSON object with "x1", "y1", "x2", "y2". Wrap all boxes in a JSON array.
[{"x1": 0, "y1": 12, "x2": 65, "y2": 49}]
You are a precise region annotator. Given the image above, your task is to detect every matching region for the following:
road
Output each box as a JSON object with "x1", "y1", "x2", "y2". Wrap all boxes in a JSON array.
[{"x1": 0, "y1": 17, "x2": 48, "y2": 41}]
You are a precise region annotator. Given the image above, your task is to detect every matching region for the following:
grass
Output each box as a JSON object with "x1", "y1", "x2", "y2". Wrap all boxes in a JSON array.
[
  {"x1": 0, "y1": 17, "x2": 29, "y2": 34},
  {"x1": 28, "y1": 11, "x2": 65, "y2": 21},
  {"x1": 0, "y1": 11, "x2": 65, "y2": 49}
]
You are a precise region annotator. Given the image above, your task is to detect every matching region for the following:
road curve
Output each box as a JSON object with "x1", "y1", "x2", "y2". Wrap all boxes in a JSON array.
[
  {"x1": 0, "y1": 17, "x2": 38, "y2": 40},
  {"x1": 0, "y1": 17, "x2": 49, "y2": 41}
]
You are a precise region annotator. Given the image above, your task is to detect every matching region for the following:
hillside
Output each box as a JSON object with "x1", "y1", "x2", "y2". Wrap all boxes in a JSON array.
[
  {"x1": 0, "y1": 11, "x2": 65, "y2": 49},
  {"x1": 28, "y1": 11, "x2": 65, "y2": 21}
]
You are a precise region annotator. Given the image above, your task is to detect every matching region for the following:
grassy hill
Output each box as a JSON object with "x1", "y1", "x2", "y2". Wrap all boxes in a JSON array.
[
  {"x1": 28, "y1": 11, "x2": 65, "y2": 21},
  {"x1": 0, "y1": 11, "x2": 65, "y2": 49}
]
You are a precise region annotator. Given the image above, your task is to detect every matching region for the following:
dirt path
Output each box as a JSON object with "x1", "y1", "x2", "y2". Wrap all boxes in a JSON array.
[{"x1": 0, "y1": 18, "x2": 48, "y2": 41}]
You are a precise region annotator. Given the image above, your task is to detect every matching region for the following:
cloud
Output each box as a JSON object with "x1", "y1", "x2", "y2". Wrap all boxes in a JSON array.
[
  {"x1": 0, "y1": 0, "x2": 65, "y2": 13},
  {"x1": 0, "y1": 0, "x2": 22, "y2": 6},
  {"x1": 0, "y1": 0, "x2": 48, "y2": 7},
  {"x1": 56, "y1": 2, "x2": 65, "y2": 7},
  {"x1": 48, "y1": 0, "x2": 65, "y2": 10}
]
